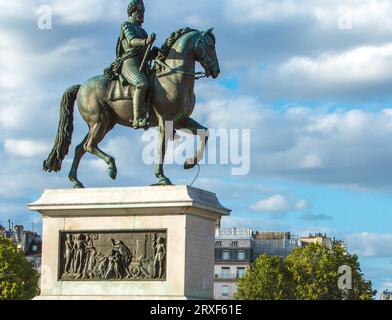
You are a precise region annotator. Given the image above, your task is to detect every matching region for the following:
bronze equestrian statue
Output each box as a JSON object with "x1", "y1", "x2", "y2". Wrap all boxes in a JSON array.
[{"x1": 43, "y1": 0, "x2": 220, "y2": 187}]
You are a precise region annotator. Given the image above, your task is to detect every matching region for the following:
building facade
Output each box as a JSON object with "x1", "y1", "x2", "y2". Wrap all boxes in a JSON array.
[
  {"x1": 0, "y1": 222, "x2": 42, "y2": 273},
  {"x1": 252, "y1": 231, "x2": 301, "y2": 259},
  {"x1": 300, "y1": 233, "x2": 347, "y2": 251},
  {"x1": 214, "y1": 228, "x2": 343, "y2": 300},
  {"x1": 214, "y1": 228, "x2": 302, "y2": 299},
  {"x1": 214, "y1": 228, "x2": 253, "y2": 299}
]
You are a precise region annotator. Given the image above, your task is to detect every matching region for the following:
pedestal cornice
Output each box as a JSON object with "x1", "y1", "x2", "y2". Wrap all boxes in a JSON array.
[{"x1": 28, "y1": 185, "x2": 231, "y2": 220}]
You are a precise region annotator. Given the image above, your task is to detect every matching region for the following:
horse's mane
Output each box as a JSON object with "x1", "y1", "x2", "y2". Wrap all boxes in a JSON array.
[{"x1": 157, "y1": 27, "x2": 197, "y2": 63}]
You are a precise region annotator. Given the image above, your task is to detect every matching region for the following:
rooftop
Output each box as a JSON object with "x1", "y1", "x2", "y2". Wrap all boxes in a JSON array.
[{"x1": 215, "y1": 228, "x2": 254, "y2": 240}]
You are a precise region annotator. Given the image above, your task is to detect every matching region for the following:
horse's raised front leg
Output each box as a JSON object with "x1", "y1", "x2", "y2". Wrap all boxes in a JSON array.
[
  {"x1": 178, "y1": 117, "x2": 209, "y2": 170},
  {"x1": 154, "y1": 118, "x2": 172, "y2": 185},
  {"x1": 68, "y1": 135, "x2": 88, "y2": 189}
]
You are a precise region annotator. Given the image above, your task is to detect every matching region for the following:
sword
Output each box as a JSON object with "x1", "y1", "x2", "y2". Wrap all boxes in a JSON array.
[{"x1": 139, "y1": 33, "x2": 156, "y2": 72}]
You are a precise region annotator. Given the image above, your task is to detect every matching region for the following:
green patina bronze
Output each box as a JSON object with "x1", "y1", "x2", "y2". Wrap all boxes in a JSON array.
[{"x1": 43, "y1": 0, "x2": 220, "y2": 187}]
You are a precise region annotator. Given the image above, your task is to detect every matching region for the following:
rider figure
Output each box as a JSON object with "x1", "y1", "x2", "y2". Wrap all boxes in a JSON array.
[{"x1": 119, "y1": 0, "x2": 157, "y2": 129}]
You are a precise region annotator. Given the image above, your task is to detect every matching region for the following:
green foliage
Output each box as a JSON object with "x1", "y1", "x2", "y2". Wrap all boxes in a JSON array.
[
  {"x1": 234, "y1": 255, "x2": 292, "y2": 300},
  {"x1": 0, "y1": 236, "x2": 40, "y2": 300},
  {"x1": 235, "y1": 243, "x2": 376, "y2": 300}
]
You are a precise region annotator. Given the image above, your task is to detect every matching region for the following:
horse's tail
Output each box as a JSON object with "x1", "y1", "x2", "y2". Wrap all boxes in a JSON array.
[{"x1": 43, "y1": 84, "x2": 81, "y2": 172}]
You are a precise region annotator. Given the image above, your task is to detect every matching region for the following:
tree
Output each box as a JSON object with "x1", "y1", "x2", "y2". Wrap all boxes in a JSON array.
[
  {"x1": 0, "y1": 236, "x2": 40, "y2": 300},
  {"x1": 286, "y1": 243, "x2": 375, "y2": 300},
  {"x1": 234, "y1": 255, "x2": 293, "y2": 300},
  {"x1": 235, "y1": 243, "x2": 376, "y2": 300}
]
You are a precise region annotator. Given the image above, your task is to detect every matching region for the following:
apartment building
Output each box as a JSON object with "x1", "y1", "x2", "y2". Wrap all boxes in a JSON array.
[{"x1": 214, "y1": 228, "x2": 302, "y2": 299}]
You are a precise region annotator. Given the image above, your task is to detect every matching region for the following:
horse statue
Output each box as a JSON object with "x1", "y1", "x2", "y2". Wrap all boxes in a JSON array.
[{"x1": 43, "y1": 28, "x2": 220, "y2": 187}]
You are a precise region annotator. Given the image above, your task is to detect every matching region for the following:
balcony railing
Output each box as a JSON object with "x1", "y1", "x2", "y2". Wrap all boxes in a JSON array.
[{"x1": 214, "y1": 273, "x2": 245, "y2": 281}]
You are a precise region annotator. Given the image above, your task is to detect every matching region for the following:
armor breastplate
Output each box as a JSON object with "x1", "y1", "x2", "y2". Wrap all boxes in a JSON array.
[{"x1": 120, "y1": 22, "x2": 148, "y2": 57}]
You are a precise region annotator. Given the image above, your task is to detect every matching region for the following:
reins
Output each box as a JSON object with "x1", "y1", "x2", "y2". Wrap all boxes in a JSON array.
[{"x1": 154, "y1": 59, "x2": 206, "y2": 80}]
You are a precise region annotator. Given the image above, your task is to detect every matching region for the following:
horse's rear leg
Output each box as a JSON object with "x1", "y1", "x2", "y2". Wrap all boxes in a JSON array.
[
  {"x1": 68, "y1": 135, "x2": 88, "y2": 188},
  {"x1": 84, "y1": 122, "x2": 117, "y2": 180}
]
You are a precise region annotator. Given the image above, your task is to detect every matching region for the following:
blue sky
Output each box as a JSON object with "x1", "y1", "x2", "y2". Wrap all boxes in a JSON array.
[{"x1": 1, "y1": 0, "x2": 392, "y2": 297}]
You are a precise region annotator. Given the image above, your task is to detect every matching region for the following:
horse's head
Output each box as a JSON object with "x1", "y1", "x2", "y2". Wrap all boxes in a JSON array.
[{"x1": 195, "y1": 28, "x2": 220, "y2": 79}]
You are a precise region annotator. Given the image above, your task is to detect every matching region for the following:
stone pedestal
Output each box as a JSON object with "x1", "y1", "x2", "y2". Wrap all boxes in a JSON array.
[{"x1": 28, "y1": 185, "x2": 230, "y2": 300}]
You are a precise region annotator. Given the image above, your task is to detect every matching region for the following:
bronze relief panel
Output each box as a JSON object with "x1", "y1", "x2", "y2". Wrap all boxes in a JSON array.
[{"x1": 59, "y1": 230, "x2": 167, "y2": 281}]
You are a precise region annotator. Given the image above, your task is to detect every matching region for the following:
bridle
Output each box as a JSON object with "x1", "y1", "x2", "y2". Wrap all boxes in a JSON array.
[
  {"x1": 154, "y1": 59, "x2": 206, "y2": 80},
  {"x1": 154, "y1": 32, "x2": 217, "y2": 80},
  {"x1": 195, "y1": 31, "x2": 216, "y2": 77}
]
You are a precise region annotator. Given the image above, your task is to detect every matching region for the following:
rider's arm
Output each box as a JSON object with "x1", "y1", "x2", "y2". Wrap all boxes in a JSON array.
[
  {"x1": 130, "y1": 38, "x2": 148, "y2": 47},
  {"x1": 122, "y1": 22, "x2": 147, "y2": 47}
]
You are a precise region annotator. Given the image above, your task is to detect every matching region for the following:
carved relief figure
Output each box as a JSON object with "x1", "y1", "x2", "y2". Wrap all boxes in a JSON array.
[
  {"x1": 83, "y1": 234, "x2": 93, "y2": 274},
  {"x1": 87, "y1": 247, "x2": 97, "y2": 277},
  {"x1": 111, "y1": 239, "x2": 133, "y2": 278},
  {"x1": 64, "y1": 234, "x2": 75, "y2": 273},
  {"x1": 105, "y1": 250, "x2": 122, "y2": 279},
  {"x1": 73, "y1": 234, "x2": 87, "y2": 275},
  {"x1": 154, "y1": 236, "x2": 166, "y2": 279},
  {"x1": 96, "y1": 254, "x2": 109, "y2": 278}
]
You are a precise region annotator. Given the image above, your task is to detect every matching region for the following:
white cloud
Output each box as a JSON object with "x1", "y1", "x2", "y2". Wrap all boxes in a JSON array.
[
  {"x1": 195, "y1": 86, "x2": 392, "y2": 190},
  {"x1": 251, "y1": 193, "x2": 309, "y2": 213},
  {"x1": 252, "y1": 194, "x2": 289, "y2": 212},
  {"x1": 0, "y1": 29, "x2": 97, "y2": 93},
  {"x1": 247, "y1": 43, "x2": 392, "y2": 100},
  {"x1": 280, "y1": 44, "x2": 392, "y2": 83},
  {"x1": 345, "y1": 233, "x2": 392, "y2": 257},
  {"x1": 196, "y1": 96, "x2": 264, "y2": 130},
  {"x1": 224, "y1": 0, "x2": 392, "y2": 32},
  {"x1": 224, "y1": 0, "x2": 305, "y2": 24},
  {"x1": 300, "y1": 154, "x2": 323, "y2": 169},
  {"x1": 314, "y1": 0, "x2": 392, "y2": 31},
  {"x1": 0, "y1": 0, "x2": 30, "y2": 18},
  {"x1": 51, "y1": 0, "x2": 124, "y2": 24},
  {"x1": 4, "y1": 139, "x2": 49, "y2": 157},
  {"x1": 0, "y1": 106, "x2": 22, "y2": 129},
  {"x1": 0, "y1": 0, "x2": 124, "y2": 23},
  {"x1": 184, "y1": 15, "x2": 211, "y2": 27}
]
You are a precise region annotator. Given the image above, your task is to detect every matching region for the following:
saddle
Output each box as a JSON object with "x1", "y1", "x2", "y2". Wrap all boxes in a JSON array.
[
  {"x1": 108, "y1": 75, "x2": 135, "y2": 101},
  {"x1": 104, "y1": 45, "x2": 158, "y2": 102},
  {"x1": 105, "y1": 66, "x2": 154, "y2": 102}
]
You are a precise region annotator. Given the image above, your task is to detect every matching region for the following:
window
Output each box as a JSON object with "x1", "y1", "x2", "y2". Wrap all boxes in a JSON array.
[
  {"x1": 221, "y1": 285, "x2": 229, "y2": 297},
  {"x1": 222, "y1": 250, "x2": 230, "y2": 260},
  {"x1": 237, "y1": 250, "x2": 246, "y2": 260},
  {"x1": 231, "y1": 241, "x2": 238, "y2": 247},
  {"x1": 221, "y1": 267, "x2": 230, "y2": 279},
  {"x1": 215, "y1": 241, "x2": 222, "y2": 247},
  {"x1": 237, "y1": 267, "x2": 246, "y2": 278}
]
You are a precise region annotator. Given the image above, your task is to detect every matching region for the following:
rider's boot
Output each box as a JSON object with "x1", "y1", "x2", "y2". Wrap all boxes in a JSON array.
[{"x1": 132, "y1": 86, "x2": 149, "y2": 129}]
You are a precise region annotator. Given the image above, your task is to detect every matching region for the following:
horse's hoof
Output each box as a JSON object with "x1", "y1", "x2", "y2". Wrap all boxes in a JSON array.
[
  {"x1": 184, "y1": 159, "x2": 196, "y2": 170},
  {"x1": 73, "y1": 182, "x2": 85, "y2": 189},
  {"x1": 108, "y1": 167, "x2": 117, "y2": 180},
  {"x1": 159, "y1": 177, "x2": 173, "y2": 185}
]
